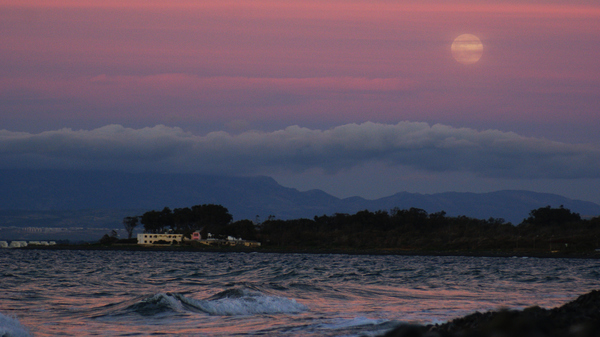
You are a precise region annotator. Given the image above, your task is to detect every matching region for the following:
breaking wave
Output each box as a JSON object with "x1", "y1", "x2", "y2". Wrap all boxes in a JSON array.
[
  {"x1": 122, "y1": 289, "x2": 307, "y2": 317},
  {"x1": 184, "y1": 288, "x2": 308, "y2": 316},
  {"x1": 125, "y1": 293, "x2": 186, "y2": 316},
  {"x1": 0, "y1": 313, "x2": 31, "y2": 337},
  {"x1": 5, "y1": 251, "x2": 598, "y2": 336}
]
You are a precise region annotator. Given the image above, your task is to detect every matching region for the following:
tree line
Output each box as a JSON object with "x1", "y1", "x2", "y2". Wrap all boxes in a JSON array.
[
  {"x1": 123, "y1": 204, "x2": 600, "y2": 253},
  {"x1": 123, "y1": 204, "x2": 257, "y2": 240}
]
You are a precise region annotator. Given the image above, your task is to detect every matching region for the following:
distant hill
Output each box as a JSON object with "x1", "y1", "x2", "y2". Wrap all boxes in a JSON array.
[{"x1": 1, "y1": 169, "x2": 599, "y2": 225}]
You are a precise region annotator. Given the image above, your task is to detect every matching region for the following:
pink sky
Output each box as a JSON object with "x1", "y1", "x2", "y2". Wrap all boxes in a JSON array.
[
  {"x1": 1, "y1": 0, "x2": 600, "y2": 202},
  {"x1": 2, "y1": 0, "x2": 598, "y2": 134}
]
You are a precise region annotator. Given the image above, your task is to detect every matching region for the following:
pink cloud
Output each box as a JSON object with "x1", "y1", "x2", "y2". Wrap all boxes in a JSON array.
[{"x1": 0, "y1": 74, "x2": 414, "y2": 109}]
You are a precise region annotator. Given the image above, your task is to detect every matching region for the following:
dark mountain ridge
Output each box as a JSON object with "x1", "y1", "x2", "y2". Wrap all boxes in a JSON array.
[{"x1": 1, "y1": 169, "x2": 599, "y2": 224}]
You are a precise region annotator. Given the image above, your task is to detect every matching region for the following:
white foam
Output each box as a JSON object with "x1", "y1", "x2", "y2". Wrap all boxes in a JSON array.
[
  {"x1": 0, "y1": 313, "x2": 31, "y2": 337},
  {"x1": 181, "y1": 290, "x2": 307, "y2": 316},
  {"x1": 153, "y1": 293, "x2": 185, "y2": 311}
]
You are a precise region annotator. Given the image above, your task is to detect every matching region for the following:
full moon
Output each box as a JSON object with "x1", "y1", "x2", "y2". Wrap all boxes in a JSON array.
[{"x1": 451, "y1": 34, "x2": 483, "y2": 65}]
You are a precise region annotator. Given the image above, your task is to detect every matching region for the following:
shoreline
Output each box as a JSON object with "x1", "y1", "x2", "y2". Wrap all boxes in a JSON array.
[{"x1": 16, "y1": 243, "x2": 600, "y2": 259}]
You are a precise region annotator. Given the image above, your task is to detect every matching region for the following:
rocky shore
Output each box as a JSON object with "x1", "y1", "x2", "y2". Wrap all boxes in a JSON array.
[{"x1": 383, "y1": 290, "x2": 600, "y2": 337}]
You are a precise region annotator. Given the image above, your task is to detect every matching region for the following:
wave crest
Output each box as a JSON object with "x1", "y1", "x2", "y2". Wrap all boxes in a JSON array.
[
  {"x1": 126, "y1": 293, "x2": 185, "y2": 316},
  {"x1": 122, "y1": 289, "x2": 307, "y2": 317},
  {"x1": 183, "y1": 288, "x2": 308, "y2": 316},
  {"x1": 0, "y1": 313, "x2": 31, "y2": 337}
]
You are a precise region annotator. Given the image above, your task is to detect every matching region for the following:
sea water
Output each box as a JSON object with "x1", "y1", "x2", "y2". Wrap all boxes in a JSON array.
[{"x1": 0, "y1": 250, "x2": 598, "y2": 336}]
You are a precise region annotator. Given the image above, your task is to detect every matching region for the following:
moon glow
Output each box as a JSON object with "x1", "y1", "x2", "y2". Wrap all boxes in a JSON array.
[{"x1": 451, "y1": 34, "x2": 483, "y2": 65}]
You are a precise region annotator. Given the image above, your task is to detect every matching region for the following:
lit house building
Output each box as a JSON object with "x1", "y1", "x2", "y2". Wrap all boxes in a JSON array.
[
  {"x1": 137, "y1": 233, "x2": 184, "y2": 245},
  {"x1": 136, "y1": 231, "x2": 261, "y2": 247}
]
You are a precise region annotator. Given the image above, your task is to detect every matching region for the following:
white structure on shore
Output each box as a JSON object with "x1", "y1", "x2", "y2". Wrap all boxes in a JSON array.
[
  {"x1": 191, "y1": 231, "x2": 261, "y2": 247},
  {"x1": 137, "y1": 233, "x2": 184, "y2": 245},
  {"x1": 8, "y1": 241, "x2": 28, "y2": 248},
  {"x1": 135, "y1": 231, "x2": 261, "y2": 247},
  {"x1": 0, "y1": 241, "x2": 57, "y2": 248},
  {"x1": 28, "y1": 241, "x2": 54, "y2": 246}
]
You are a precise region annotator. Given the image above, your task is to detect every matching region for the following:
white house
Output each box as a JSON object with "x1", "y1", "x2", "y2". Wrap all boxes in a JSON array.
[{"x1": 137, "y1": 233, "x2": 184, "y2": 245}]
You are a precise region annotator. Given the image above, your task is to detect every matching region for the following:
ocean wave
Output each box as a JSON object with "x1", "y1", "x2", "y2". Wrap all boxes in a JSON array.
[
  {"x1": 0, "y1": 313, "x2": 31, "y2": 337},
  {"x1": 181, "y1": 288, "x2": 308, "y2": 316},
  {"x1": 121, "y1": 289, "x2": 307, "y2": 317},
  {"x1": 125, "y1": 293, "x2": 185, "y2": 316}
]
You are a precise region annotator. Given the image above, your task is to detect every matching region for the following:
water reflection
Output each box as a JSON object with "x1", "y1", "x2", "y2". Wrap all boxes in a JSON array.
[{"x1": 1, "y1": 250, "x2": 598, "y2": 336}]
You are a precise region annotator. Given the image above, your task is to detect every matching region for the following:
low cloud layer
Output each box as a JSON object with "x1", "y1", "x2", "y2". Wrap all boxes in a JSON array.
[{"x1": 1, "y1": 122, "x2": 599, "y2": 179}]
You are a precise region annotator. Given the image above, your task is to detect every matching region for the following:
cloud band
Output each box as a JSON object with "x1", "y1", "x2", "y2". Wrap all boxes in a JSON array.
[{"x1": 0, "y1": 122, "x2": 598, "y2": 179}]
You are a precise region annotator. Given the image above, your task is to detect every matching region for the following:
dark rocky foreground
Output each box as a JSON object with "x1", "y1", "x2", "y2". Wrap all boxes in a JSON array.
[{"x1": 382, "y1": 290, "x2": 600, "y2": 337}]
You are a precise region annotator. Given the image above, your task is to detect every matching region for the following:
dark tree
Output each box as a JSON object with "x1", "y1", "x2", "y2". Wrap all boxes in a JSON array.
[
  {"x1": 159, "y1": 207, "x2": 174, "y2": 230},
  {"x1": 216, "y1": 220, "x2": 258, "y2": 240},
  {"x1": 522, "y1": 205, "x2": 581, "y2": 226},
  {"x1": 139, "y1": 204, "x2": 233, "y2": 235},
  {"x1": 99, "y1": 229, "x2": 119, "y2": 245},
  {"x1": 191, "y1": 204, "x2": 233, "y2": 231},
  {"x1": 171, "y1": 207, "x2": 194, "y2": 236},
  {"x1": 141, "y1": 210, "x2": 165, "y2": 233},
  {"x1": 123, "y1": 216, "x2": 139, "y2": 239}
]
